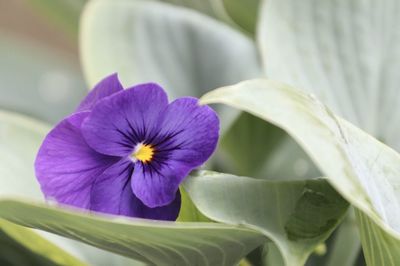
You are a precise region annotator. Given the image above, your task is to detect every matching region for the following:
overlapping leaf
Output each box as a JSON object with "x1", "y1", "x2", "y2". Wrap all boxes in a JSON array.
[
  {"x1": 201, "y1": 79, "x2": 400, "y2": 265},
  {"x1": 184, "y1": 171, "x2": 348, "y2": 265},
  {"x1": 0, "y1": 199, "x2": 266, "y2": 266},
  {"x1": 0, "y1": 108, "x2": 266, "y2": 265},
  {"x1": 81, "y1": 0, "x2": 260, "y2": 98},
  {"x1": 257, "y1": 0, "x2": 400, "y2": 263},
  {"x1": 80, "y1": 0, "x2": 261, "y2": 131}
]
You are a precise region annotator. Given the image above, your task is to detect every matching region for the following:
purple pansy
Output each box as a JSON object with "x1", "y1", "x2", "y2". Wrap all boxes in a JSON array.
[{"x1": 35, "y1": 74, "x2": 219, "y2": 221}]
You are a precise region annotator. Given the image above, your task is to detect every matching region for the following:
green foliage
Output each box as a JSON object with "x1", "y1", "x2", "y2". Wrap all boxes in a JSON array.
[
  {"x1": 0, "y1": 199, "x2": 266, "y2": 265},
  {"x1": 201, "y1": 78, "x2": 400, "y2": 265},
  {"x1": 80, "y1": 0, "x2": 261, "y2": 132},
  {"x1": 184, "y1": 171, "x2": 348, "y2": 265},
  {"x1": 2, "y1": 0, "x2": 400, "y2": 264}
]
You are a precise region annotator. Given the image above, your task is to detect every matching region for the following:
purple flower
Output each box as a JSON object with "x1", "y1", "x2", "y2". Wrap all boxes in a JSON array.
[{"x1": 35, "y1": 74, "x2": 219, "y2": 221}]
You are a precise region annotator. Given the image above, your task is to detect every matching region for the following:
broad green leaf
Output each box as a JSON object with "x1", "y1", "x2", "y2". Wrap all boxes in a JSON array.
[
  {"x1": 257, "y1": 1, "x2": 400, "y2": 262},
  {"x1": 257, "y1": 0, "x2": 400, "y2": 150},
  {"x1": 0, "y1": 219, "x2": 86, "y2": 266},
  {"x1": 354, "y1": 209, "x2": 400, "y2": 266},
  {"x1": 27, "y1": 0, "x2": 86, "y2": 37},
  {"x1": 184, "y1": 171, "x2": 348, "y2": 265},
  {"x1": 201, "y1": 79, "x2": 400, "y2": 265},
  {"x1": 81, "y1": 0, "x2": 261, "y2": 130},
  {"x1": 0, "y1": 199, "x2": 266, "y2": 265}
]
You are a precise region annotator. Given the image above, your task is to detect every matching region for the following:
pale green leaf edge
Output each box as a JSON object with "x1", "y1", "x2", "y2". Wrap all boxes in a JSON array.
[
  {"x1": 199, "y1": 79, "x2": 400, "y2": 244},
  {"x1": 0, "y1": 198, "x2": 267, "y2": 265},
  {"x1": 184, "y1": 171, "x2": 348, "y2": 266}
]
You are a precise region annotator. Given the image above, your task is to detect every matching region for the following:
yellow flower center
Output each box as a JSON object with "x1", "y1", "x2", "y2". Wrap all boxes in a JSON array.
[{"x1": 132, "y1": 143, "x2": 154, "y2": 163}]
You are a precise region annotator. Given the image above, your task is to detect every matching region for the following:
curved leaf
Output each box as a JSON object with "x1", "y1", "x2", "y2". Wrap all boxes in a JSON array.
[
  {"x1": 257, "y1": 0, "x2": 400, "y2": 150},
  {"x1": 354, "y1": 209, "x2": 400, "y2": 266},
  {"x1": 201, "y1": 79, "x2": 400, "y2": 264},
  {"x1": 80, "y1": 0, "x2": 261, "y2": 130},
  {"x1": 81, "y1": 0, "x2": 261, "y2": 96},
  {"x1": 184, "y1": 171, "x2": 348, "y2": 265},
  {"x1": 0, "y1": 199, "x2": 266, "y2": 266}
]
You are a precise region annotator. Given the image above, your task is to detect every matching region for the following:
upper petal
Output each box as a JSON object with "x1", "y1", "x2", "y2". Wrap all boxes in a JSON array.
[
  {"x1": 131, "y1": 98, "x2": 219, "y2": 207},
  {"x1": 35, "y1": 112, "x2": 118, "y2": 208},
  {"x1": 76, "y1": 73, "x2": 124, "y2": 112},
  {"x1": 157, "y1": 97, "x2": 219, "y2": 168},
  {"x1": 91, "y1": 159, "x2": 180, "y2": 220},
  {"x1": 81, "y1": 83, "x2": 169, "y2": 157}
]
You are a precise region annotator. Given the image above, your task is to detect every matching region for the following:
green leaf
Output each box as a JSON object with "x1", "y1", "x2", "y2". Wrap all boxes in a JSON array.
[
  {"x1": 222, "y1": 0, "x2": 260, "y2": 35},
  {"x1": 183, "y1": 171, "x2": 348, "y2": 265},
  {"x1": 0, "y1": 219, "x2": 87, "y2": 266},
  {"x1": 200, "y1": 79, "x2": 400, "y2": 265},
  {"x1": 81, "y1": 0, "x2": 260, "y2": 95},
  {"x1": 258, "y1": 1, "x2": 400, "y2": 263},
  {"x1": 257, "y1": 0, "x2": 400, "y2": 150},
  {"x1": 80, "y1": 0, "x2": 260, "y2": 130},
  {"x1": 0, "y1": 199, "x2": 266, "y2": 265},
  {"x1": 354, "y1": 209, "x2": 400, "y2": 266},
  {"x1": 176, "y1": 187, "x2": 211, "y2": 222}
]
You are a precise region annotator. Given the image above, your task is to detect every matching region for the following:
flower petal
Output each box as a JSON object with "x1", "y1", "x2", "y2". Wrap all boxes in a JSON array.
[
  {"x1": 76, "y1": 73, "x2": 123, "y2": 112},
  {"x1": 158, "y1": 97, "x2": 219, "y2": 168},
  {"x1": 81, "y1": 83, "x2": 169, "y2": 156},
  {"x1": 35, "y1": 112, "x2": 118, "y2": 208},
  {"x1": 131, "y1": 98, "x2": 219, "y2": 207},
  {"x1": 90, "y1": 159, "x2": 180, "y2": 220},
  {"x1": 131, "y1": 161, "x2": 188, "y2": 207}
]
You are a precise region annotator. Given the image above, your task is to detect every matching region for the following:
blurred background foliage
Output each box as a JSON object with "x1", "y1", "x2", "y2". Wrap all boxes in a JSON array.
[
  {"x1": 0, "y1": 0, "x2": 86, "y2": 124},
  {"x1": 0, "y1": 0, "x2": 366, "y2": 265}
]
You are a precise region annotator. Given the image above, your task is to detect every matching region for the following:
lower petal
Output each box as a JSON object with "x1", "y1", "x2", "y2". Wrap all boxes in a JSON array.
[
  {"x1": 91, "y1": 159, "x2": 180, "y2": 220},
  {"x1": 35, "y1": 112, "x2": 118, "y2": 208},
  {"x1": 131, "y1": 161, "x2": 189, "y2": 208},
  {"x1": 134, "y1": 190, "x2": 181, "y2": 221}
]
